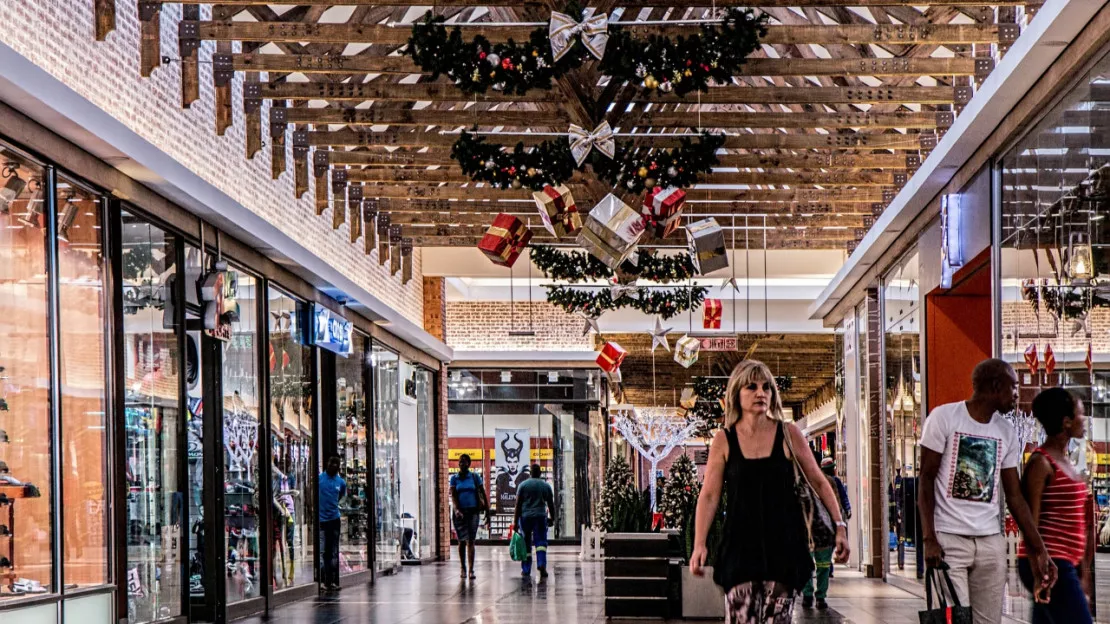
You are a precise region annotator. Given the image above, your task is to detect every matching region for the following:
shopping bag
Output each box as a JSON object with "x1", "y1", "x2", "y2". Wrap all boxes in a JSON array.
[
  {"x1": 919, "y1": 567, "x2": 972, "y2": 624},
  {"x1": 509, "y1": 529, "x2": 527, "y2": 562}
]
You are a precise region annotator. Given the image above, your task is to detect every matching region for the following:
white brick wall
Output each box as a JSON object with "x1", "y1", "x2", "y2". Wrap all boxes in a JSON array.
[
  {"x1": 445, "y1": 301, "x2": 593, "y2": 351},
  {"x1": 0, "y1": 0, "x2": 423, "y2": 325}
]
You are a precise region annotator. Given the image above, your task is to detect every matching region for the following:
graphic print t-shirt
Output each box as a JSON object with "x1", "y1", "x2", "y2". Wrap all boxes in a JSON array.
[{"x1": 920, "y1": 401, "x2": 1020, "y2": 536}]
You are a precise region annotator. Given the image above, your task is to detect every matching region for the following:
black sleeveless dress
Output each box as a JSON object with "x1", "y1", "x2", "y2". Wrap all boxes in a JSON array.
[{"x1": 713, "y1": 422, "x2": 814, "y2": 593}]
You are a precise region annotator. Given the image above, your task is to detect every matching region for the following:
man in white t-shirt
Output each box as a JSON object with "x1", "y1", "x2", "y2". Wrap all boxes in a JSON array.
[{"x1": 919, "y1": 358, "x2": 1055, "y2": 624}]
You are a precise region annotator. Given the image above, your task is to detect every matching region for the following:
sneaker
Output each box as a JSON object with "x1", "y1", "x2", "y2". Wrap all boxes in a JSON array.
[
  {"x1": 816, "y1": 598, "x2": 829, "y2": 610},
  {"x1": 801, "y1": 596, "x2": 813, "y2": 609}
]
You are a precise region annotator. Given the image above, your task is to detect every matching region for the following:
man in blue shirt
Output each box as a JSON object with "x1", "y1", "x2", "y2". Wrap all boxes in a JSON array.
[
  {"x1": 513, "y1": 463, "x2": 555, "y2": 578},
  {"x1": 318, "y1": 456, "x2": 346, "y2": 591}
]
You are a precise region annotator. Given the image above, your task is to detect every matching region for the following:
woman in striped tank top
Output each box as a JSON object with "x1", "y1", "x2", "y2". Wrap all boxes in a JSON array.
[{"x1": 1018, "y1": 387, "x2": 1094, "y2": 624}]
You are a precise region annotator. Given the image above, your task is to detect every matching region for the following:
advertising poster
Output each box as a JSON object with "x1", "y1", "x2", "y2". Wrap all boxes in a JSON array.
[{"x1": 493, "y1": 428, "x2": 531, "y2": 514}]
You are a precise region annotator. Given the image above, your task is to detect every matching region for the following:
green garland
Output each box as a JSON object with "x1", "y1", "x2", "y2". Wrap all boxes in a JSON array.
[
  {"x1": 687, "y1": 374, "x2": 794, "y2": 424},
  {"x1": 531, "y1": 245, "x2": 696, "y2": 284},
  {"x1": 406, "y1": 8, "x2": 766, "y2": 97},
  {"x1": 452, "y1": 131, "x2": 724, "y2": 192},
  {"x1": 545, "y1": 284, "x2": 707, "y2": 319}
]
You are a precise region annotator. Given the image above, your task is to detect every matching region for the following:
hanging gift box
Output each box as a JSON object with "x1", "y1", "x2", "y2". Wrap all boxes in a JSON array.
[
  {"x1": 1044, "y1": 344, "x2": 1056, "y2": 375},
  {"x1": 686, "y1": 218, "x2": 729, "y2": 275},
  {"x1": 642, "y1": 187, "x2": 686, "y2": 239},
  {"x1": 1024, "y1": 344, "x2": 1039, "y2": 375},
  {"x1": 533, "y1": 184, "x2": 582, "y2": 238},
  {"x1": 596, "y1": 341, "x2": 627, "y2": 373},
  {"x1": 577, "y1": 194, "x2": 645, "y2": 270},
  {"x1": 674, "y1": 335, "x2": 700, "y2": 368},
  {"x1": 478, "y1": 213, "x2": 533, "y2": 267},
  {"x1": 703, "y1": 299, "x2": 722, "y2": 329}
]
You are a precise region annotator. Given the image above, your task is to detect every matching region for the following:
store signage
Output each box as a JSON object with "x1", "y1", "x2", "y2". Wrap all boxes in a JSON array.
[
  {"x1": 690, "y1": 335, "x2": 739, "y2": 352},
  {"x1": 314, "y1": 306, "x2": 352, "y2": 357},
  {"x1": 199, "y1": 268, "x2": 238, "y2": 342},
  {"x1": 940, "y1": 193, "x2": 963, "y2": 289}
]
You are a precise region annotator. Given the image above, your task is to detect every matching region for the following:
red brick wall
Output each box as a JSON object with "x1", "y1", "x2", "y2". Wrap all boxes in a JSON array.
[
  {"x1": 445, "y1": 301, "x2": 592, "y2": 351},
  {"x1": 423, "y1": 277, "x2": 446, "y2": 343}
]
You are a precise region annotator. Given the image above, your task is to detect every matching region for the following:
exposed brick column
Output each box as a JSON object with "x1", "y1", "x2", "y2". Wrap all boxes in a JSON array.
[
  {"x1": 423, "y1": 276, "x2": 446, "y2": 342},
  {"x1": 423, "y1": 277, "x2": 451, "y2": 560},
  {"x1": 436, "y1": 366, "x2": 451, "y2": 560}
]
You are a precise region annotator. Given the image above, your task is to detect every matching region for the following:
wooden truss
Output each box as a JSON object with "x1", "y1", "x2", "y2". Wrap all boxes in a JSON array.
[{"x1": 95, "y1": 1, "x2": 1040, "y2": 250}]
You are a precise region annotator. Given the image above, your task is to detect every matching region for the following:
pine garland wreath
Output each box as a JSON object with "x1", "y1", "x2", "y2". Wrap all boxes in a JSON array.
[
  {"x1": 406, "y1": 13, "x2": 586, "y2": 96},
  {"x1": 658, "y1": 453, "x2": 700, "y2": 531},
  {"x1": 531, "y1": 245, "x2": 697, "y2": 283},
  {"x1": 452, "y1": 131, "x2": 723, "y2": 192},
  {"x1": 406, "y1": 8, "x2": 766, "y2": 97},
  {"x1": 546, "y1": 284, "x2": 708, "y2": 319}
]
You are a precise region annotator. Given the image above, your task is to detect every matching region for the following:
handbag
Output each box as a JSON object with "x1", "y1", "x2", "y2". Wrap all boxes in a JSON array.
[
  {"x1": 920, "y1": 567, "x2": 972, "y2": 624},
  {"x1": 473, "y1": 473, "x2": 489, "y2": 513},
  {"x1": 782, "y1": 425, "x2": 837, "y2": 550},
  {"x1": 509, "y1": 528, "x2": 527, "y2": 562}
]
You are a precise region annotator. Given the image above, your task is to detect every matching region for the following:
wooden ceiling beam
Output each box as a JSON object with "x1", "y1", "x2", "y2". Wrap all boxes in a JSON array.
[
  {"x1": 366, "y1": 198, "x2": 878, "y2": 214},
  {"x1": 281, "y1": 106, "x2": 946, "y2": 130},
  {"x1": 380, "y1": 211, "x2": 871, "y2": 228},
  {"x1": 230, "y1": 52, "x2": 979, "y2": 78},
  {"x1": 307, "y1": 128, "x2": 930, "y2": 150},
  {"x1": 259, "y1": 83, "x2": 961, "y2": 105},
  {"x1": 347, "y1": 167, "x2": 900, "y2": 186},
  {"x1": 404, "y1": 234, "x2": 854, "y2": 248},
  {"x1": 325, "y1": 149, "x2": 914, "y2": 169},
  {"x1": 352, "y1": 184, "x2": 883, "y2": 202},
  {"x1": 193, "y1": 21, "x2": 1000, "y2": 46},
  {"x1": 397, "y1": 222, "x2": 859, "y2": 238}
]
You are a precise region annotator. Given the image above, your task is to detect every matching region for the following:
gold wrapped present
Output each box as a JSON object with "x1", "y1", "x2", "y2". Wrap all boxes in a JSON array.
[
  {"x1": 533, "y1": 184, "x2": 582, "y2": 237},
  {"x1": 674, "y1": 334, "x2": 700, "y2": 368}
]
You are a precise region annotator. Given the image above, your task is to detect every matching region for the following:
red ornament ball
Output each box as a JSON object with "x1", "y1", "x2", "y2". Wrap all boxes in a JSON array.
[{"x1": 479, "y1": 51, "x2": 487, "y2": 60}]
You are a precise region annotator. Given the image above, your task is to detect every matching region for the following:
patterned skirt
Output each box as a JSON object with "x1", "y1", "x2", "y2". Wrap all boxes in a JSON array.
[{"x1": 725, "y1": 580, "x2": 799, "y2": 624}]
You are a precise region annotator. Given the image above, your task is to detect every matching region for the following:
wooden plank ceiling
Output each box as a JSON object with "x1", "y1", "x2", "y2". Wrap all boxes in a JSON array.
[
  {"x1": 118, "y1": 1, "x2": 1038, "y2": 251},
  {"x1": 601, "y1": 332, "x2": 837, "y2": 410}
]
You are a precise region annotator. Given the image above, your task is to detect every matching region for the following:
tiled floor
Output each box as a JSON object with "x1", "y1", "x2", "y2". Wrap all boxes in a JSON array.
[{"x1": 247, "y1": 547, "x2": 932, "y2": 623}]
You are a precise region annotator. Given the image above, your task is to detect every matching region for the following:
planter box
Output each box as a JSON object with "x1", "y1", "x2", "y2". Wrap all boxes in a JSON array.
[{"x1": 681, "y1": 566, "x2": 725, "y2": 619}]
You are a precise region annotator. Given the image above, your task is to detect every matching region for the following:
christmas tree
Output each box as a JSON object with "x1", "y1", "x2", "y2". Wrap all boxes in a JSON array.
[
  {"x1": 596, "y1": 455, "x2": 649, "y2": 532},
  {"x1": 659, "y1": 453, "x2": 700, "y2": 532}
]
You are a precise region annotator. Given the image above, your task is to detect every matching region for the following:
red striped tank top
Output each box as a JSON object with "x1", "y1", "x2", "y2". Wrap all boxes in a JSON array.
[{"x1": 1018, "y1": 448, "x2": 1092, "y2": 565}]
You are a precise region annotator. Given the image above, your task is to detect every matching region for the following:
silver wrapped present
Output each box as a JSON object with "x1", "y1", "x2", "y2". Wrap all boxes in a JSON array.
[
  {"x1": 686, "y1": 217, "x2": 728, "y2": 275},
  {"x1": 576, "y1": 193, "x2": 645, "y2": 269}
]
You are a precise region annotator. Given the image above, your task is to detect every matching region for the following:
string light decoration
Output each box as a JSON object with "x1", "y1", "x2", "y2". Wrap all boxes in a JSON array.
[{"x1": 613, "y1": 407, "x2": 704, "y2": 510}]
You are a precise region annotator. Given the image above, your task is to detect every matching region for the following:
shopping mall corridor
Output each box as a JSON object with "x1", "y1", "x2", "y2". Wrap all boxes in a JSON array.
[{"x1": 243, "y1": 547, "x2": 929, "y2": 624}]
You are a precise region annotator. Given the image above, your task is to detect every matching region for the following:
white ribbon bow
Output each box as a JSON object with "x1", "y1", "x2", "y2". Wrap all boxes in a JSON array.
[
  {"x1": 568, "y1": 121, "x2": 616, "y2": 167},
  {"x1": 549, "y1": 11, "x2": 609, "y2": 62}
]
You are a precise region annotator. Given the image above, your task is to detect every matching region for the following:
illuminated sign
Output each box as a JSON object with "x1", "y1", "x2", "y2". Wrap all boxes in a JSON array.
[{"x1": 314, "y1": 305, "x2": 352, "y2": 356}]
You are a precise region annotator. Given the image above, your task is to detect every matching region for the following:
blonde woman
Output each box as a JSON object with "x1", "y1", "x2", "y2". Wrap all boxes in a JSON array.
[{"x1": 690, "y1": 360, "x2": 850, "y2": 623}]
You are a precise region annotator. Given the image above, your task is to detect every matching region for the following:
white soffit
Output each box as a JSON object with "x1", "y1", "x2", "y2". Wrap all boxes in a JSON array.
[
  {"x1": 0, "y1": 41, "x2": 453, "y2": 363},
  {"x1": 808, "y1": 0, "x2": 1108, "y2": 323}
]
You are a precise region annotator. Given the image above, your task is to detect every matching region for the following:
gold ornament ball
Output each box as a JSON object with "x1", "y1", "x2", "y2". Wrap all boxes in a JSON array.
[
  {"x1": 527, "y1": 168, "x2": 537, "y2": 176},
  {"x1": 511, "y1": 178, "x2": 523, "y2": 189},
  {"x1": 532, "y1": 50, "x2": 539, "y2": 57},
  {"x1": 638, "y1": 167, "x2": 649, "y2": 178},
  {"x1": 645, "y1": 178, "x2": 656, "y2": 189},
  {"x1": 684, "y1": 69, "x2": 693, "y2": 77},
  {"x1": 644, "y1": 76, "x2": 659, "y2": 89}
]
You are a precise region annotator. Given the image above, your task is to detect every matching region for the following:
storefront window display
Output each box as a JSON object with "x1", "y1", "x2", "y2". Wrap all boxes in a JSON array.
[
  {"x1": 883, "y1": 250, "x2": 922, "y2": 580},
  {"x1": 222, "y1": 268, "x2": 261, "y2": 604},
  {"x1": 267, "y1": 288, "x2": 314, "y2": 591},
  {"x1": 855, "y1": 303, "x2": 872, "y2": 569},
  {"x1": 184, "y1": 246, "x2": 206, "y2": 604},
  {"x1": 335, "y1": 333, "x2": 368, "y2": 574},
  {"x1": 447, "y1": 369, "x2": 602, "y2": 541},
  {"x1": 0, "y1": 149, "x2": 53, "y2": 600},
  {"x1": 412, "y1": 366, "x2": 436, "y2": 561},
  {"x1": 121, "y1": 212, "x2": 183, "y2": 623},
  {"x1": 999, "y1": 48, "x2": 1110, "y2": 620},
  {"x1": 372, "y1": 345, "x2": 401, "y2": 573}
]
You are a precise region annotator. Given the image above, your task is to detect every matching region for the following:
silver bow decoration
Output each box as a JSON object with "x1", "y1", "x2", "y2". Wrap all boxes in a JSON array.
[
  {"x1": 568, "y1": 121, "x2": 616, "y2": 167},
  {"x1": 609, "y1": 282, "x2": 638, "y2": 301},
  {"x1": 549, "y1": 11, "x2": 609, "y2": 62}
]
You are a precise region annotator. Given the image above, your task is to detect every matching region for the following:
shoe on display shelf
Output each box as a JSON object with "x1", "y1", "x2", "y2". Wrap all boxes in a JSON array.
[
  {"x1": 189, "y1": 574, "x2": 203, "y2": 595},
  {"x1": 0, "y1": 430, "x2": 8, "y2": 443},
  {"x1": 0, "y1": 461, "x2": 7, "y2": 473},
  {"x1": 0, "y1": 556, "x2": 11, "y2": 568},
  {"x1": 12, "y1": 579, "x2": 47, "y2": 594},
  {"x1": 0, "y1": 524, "x2": 9, "y2": 536}
]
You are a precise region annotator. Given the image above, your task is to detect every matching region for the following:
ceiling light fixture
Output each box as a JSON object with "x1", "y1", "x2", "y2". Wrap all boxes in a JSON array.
[{"x1": 57, "y1": 194, "x2": 80, "y2": 242}]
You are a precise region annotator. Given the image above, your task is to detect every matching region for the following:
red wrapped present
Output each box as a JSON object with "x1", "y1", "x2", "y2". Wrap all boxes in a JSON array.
[
  {"x1": 478, "y1": 213, "x2": 533, "y2": 267},
  {"x1": 642, "y1": 186, "x2": 686, "y2": 239},
  {"x1": 703, "y1": 299, "x2": 722, "y2": 329},
  {"x1": 533, "y1": 184, "x2": 582, "y2": 237},
  {"x1": 596, "y1": 341, "x2": 627, "y2": 373}
]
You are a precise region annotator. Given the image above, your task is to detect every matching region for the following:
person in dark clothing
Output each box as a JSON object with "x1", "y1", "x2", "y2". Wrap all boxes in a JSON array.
[
  {"x1": 802, "y1": 454, "x2": 850, "y2": 609},
  {"x1": 513, "y1": 463, "x2": 556, "y2": 578},
  {"x1": 318, "y1": 456, "x2": 346, "y2": 591},
  {"x1": 691, "y1": 360, "x2": 849, "y2": 623},
  {"x1": 818, "y1": 456, "x2": 851, "y2": 582}
]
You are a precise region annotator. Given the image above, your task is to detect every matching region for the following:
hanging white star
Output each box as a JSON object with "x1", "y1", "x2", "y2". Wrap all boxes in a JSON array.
[
  {"x1": 648, "y1": 317, "x2": 673, "y2": 353},
  {"x1": 579, "y1": 311, "x2": 601, "y2": 336},
  {"x1": 721, "y1": 276, "x2": 741, "y2": 293}
]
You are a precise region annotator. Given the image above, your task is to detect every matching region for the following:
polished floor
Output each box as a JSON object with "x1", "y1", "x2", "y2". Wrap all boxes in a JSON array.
[{"x1": 245, "y1": 546, "x2": 933, "y2": 623}]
